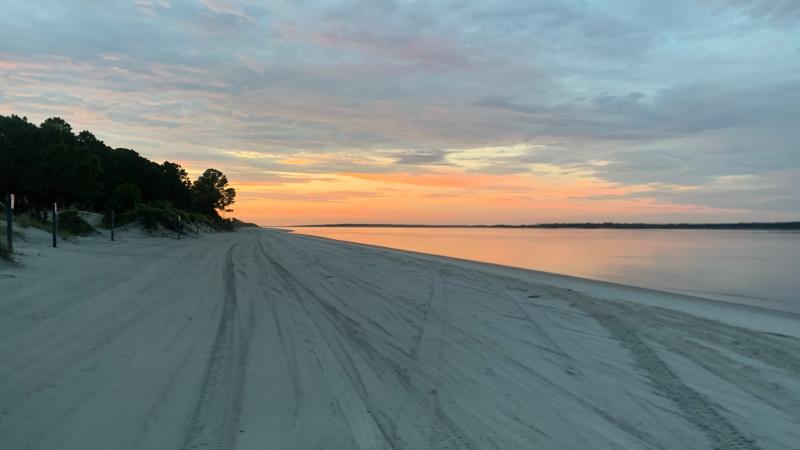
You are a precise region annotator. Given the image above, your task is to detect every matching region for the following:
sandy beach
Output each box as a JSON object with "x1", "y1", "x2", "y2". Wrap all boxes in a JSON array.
[{"x1": 1, "y1": 227, "x2": 799, "y2": 449}]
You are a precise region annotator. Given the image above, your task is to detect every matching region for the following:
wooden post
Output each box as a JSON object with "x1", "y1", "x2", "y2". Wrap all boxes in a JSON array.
[
  {"x1": 177, "y1": 214, "x2": 181, "y2": 240},
  {"x1": 111, "y1": 209, "x2": 115, "y2": 241},
  {"x1": 52, "y1": 202, "x2": 58, "y2": 248},
  {"x1": 4, "y1": 193, "x2": 12, "y2": 252}
]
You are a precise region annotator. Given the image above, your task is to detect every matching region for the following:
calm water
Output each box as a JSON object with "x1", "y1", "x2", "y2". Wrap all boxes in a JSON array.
[{"x1": 292, "y1": 227, "x2": 800, "y2": 312}]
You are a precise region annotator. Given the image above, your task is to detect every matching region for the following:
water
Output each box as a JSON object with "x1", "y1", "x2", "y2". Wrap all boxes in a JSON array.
[{"x1": 292, "y1": 227, "x2": 800, "y2": 312}]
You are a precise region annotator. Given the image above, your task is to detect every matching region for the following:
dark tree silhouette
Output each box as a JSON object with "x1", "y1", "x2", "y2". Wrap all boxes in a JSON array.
[
  {"x1": 160, "y1": 161, "x2": 192, "y2": 210},
  {"x1": 0, "y1": 114, "x2": 237, "y2": 221},
  {"x1": 191, "y1": 169, "x2": 236, "y2": 218},
  {"x1": 112, "y1": 182, "x2": 142, "y2": 210}
]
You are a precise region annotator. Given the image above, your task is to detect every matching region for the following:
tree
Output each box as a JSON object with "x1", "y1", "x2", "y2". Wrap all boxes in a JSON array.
[
  {"x1": 112, "y1": 182, "x2": 142, "y2": 210},
  {"x1": 1, "y1": 114, "x2": 240, "y2": 221},
  {"x1": 191, "y1": 168, "x2": 236, "y2": 218},
  {"x1": 159, "y1": 161, "x2": 192, "y2": 210},
  {"x1": 0, "y1": 115, "x2": 38, "y2": 205},
  {"x1": 33, "y1": 117, "x2": 100, "y2": 209},
  {"x1": 41, "y1": 117, "x2": 73, "y2": 134}
]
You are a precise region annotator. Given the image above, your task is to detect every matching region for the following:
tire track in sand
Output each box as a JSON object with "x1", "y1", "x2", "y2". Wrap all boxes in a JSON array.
[
  {"x1": 565, "y1": 292, "x2": 759, "y2": 450},
  {"x1": 181, "y1": 243, "x2": 254, "y2": 450},
  {"x1": 254, "y1": 240, "x2": 304, "y2": 449},
  {"x1": 259, "y1": 249, "x2": 393, "y2": 450},
  {"x1": 412, "y1": 268, "x2": 478, "y2": 450},
  {"x1": 264, "y1": 235, "x2": 479, "y2": 449}
]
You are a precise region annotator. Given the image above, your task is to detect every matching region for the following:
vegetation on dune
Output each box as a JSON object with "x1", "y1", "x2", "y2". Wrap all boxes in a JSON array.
[
  {"x1": 108, "y1": 204, "x2": 210, "y2": 232},
  {"x1": 228, "y1": 218, "x2": 259, "y2": 229},
  {"x1": 10, "y1": 212, "x2": 53, "y2": 233},
  {"x1": 57, "y1": 211, "x2": 95, "y2": 236},
  {"x1": 0, "y1": 114, "x2": 238, "y2": 230},
  {"x1": 4, "y1": 210, "x2": 94, "y2": 239},
  {"x1": 0, "y1": 241, "x2": 11, "y2": 261}
]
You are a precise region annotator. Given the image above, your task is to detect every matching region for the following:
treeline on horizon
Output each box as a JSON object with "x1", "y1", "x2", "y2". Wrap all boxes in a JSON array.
[
  {"x1": 302, "y1": 222, "x2": 800, "y2": 230},
  {"x1": 0, "y1": 114, "x2": 236, "y2": 225}
]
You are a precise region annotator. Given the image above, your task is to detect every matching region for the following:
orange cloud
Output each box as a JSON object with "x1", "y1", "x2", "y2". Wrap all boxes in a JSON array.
[
  {"x1": 278, "y1": 157, "x2": 317, "y2": 165},
  {"x1": 341, "y1": 171, "x2": 507, "y2": 189}
]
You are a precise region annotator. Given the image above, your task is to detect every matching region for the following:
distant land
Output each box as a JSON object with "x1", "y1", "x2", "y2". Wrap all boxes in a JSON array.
[{"x1": 293, "y1": 222, "x2": 800, "y2": 230}]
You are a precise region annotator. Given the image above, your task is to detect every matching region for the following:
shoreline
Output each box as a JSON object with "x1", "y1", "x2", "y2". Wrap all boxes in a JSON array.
[
  {"x1": 288, "y1": 227, "x2": 800, "y2": 319},
  {"x1": 1, "y1": 228, "x2": 799, "y2": 448}
]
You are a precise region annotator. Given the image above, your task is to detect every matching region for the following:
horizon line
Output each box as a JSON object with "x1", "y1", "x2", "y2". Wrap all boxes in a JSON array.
[{"x1": 275, "y1": 221, "x2": 800, "y2": 230}]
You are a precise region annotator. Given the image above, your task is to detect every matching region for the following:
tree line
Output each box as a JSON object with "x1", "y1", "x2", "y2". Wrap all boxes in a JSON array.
[{"x1": 0, "y1": 114, "x2": 235, "y2": 221}]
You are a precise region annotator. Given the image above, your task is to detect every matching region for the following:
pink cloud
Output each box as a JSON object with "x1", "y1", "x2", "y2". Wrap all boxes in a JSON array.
[
  {"x1": 280, "y1": 23, "x2": 471, "y2": 70},
  {"x1": 200, "y1": 0, "x2": 253, "y2": 22}
]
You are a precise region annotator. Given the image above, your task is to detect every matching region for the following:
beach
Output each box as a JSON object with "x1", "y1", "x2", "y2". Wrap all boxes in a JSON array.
[{"x1": 1, "y1": 227, "x2": 799, "y2": 449}]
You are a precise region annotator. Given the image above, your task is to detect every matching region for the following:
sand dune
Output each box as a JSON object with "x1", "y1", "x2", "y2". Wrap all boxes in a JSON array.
[{"x1": 1, "y1": 227, "x2": 798, "y2": 449}]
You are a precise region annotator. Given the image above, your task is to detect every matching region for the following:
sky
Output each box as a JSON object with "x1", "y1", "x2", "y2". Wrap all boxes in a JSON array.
[{"x1": 1, "y1": 0, "x2": 798, "y2": 225}]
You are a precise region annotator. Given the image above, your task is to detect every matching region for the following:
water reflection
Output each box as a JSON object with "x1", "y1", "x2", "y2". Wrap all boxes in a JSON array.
[{"x1": 293, "y1": 227, "x2": 800, "y2": 311}]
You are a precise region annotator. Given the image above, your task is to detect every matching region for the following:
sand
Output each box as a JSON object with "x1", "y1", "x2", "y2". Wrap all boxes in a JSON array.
[{"x1": 1, "y1": 226, "x2": 798, "y2": 449}]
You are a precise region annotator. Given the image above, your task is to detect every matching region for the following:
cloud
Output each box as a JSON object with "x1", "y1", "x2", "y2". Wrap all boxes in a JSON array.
[
  {"x1": 308, "y1": 26, "x2": 471, "y2": 69},
  {"x1": 579, "y1": 170, "x2": 800, "y2": 214},
  {"x1": 703, "y1": 0, "x2": 800, "y2": 23},
  {"x1": 391, "y1": 149, "x2": 449, "y2": 165},
  {"x1": 0, "y1": 0, "x2": 798, "y2": 222},
  {"x1": 200, "y1": 0, "x2": 253, "y2": 22}
]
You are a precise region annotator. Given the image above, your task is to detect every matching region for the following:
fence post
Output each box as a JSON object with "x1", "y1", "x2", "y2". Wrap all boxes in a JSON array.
[
  {"x1": 4, "y1": 193, "x2": 12, "y2": 252},
  {"x1": 52, "y1": 202, "x2": 58, "y2": 248},
  {"x1": 111, "y1": 209, "x2": 115, "y2": 241},
  {"x1": 177, "y1": 214, "x2": 181, "y2": 240}
]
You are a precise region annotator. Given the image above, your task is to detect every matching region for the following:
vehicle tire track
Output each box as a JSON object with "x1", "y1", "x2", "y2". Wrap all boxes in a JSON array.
[
  {"x1": 632, "y1": 304, "x2": 800, "y2": 377},
  {"x1": 258, "y1": 247, "x2": 393, "y2": 450},
  {"x1": 263, "y1": 236, "x2": 489, "y2": 449},
  {"x1": 410, "y1": 270, "x2": 443, "y2": 360},
  {"x1": 588, "y1": 299, "x2": 800, "y2": 422},
  {"x1": 181, "y1": 243, "x2": 254, "y2": 450},
  {"x1": 261, "y1": 235, "x2": 480, "y2": 449},
  {"x1": 659, "y1": 337, "x2": 800, "y2": 417},
  {"x1": 417, "y1": 269, "x2": 478, "y2": 450},
  {"x1": 254, "y1": 239, "x2": 304, "y2": 447},
  {"x1": 566, "y1": 292, "x2": 759, "y2": 450}
]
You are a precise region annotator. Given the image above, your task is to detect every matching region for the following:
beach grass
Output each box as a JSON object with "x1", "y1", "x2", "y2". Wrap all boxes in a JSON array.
[
  {"x1": 0, "y1": 239, "x2": 11, "y2": 261},
  {"x1": 57, "y1": 211, "x2": 96, "y2": 236},
  {"x1": 108, "y1": 205, "x2": 210, "y2": 232},
  {"x1": 13, "y1": 212, "x2": 51, "y2": 233},
  {"x1": 12, "y1": 211, "x2": 94, "y2": 240}
]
